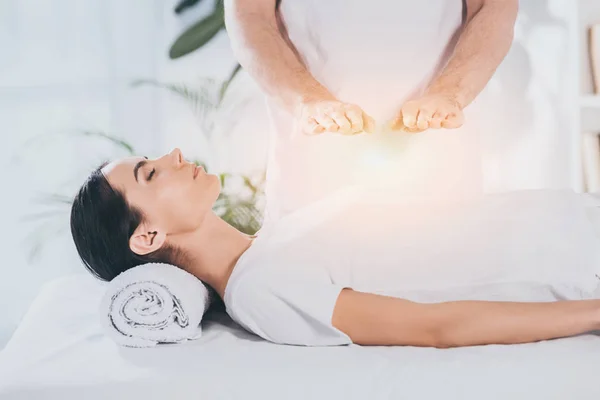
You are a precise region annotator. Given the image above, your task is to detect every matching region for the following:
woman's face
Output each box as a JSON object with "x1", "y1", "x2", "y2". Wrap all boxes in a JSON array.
[{"x1": 102, "y1": 148, "x2": 221, "y2": 236}]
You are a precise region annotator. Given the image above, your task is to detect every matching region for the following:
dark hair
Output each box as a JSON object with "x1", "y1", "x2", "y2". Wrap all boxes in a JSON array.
[{"x1": 70, "y1": 162, "x2": 185, "y2": 281}]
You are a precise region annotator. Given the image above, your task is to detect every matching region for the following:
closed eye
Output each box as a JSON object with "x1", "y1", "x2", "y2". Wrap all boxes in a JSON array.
[{"x1": 147, "y1": 168, "x2": 156, "y2": 181}]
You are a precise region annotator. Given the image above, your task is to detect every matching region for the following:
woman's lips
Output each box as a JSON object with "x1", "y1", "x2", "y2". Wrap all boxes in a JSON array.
[{"x1": 193, "y1": 165, "x2": 203, "y2": 179}]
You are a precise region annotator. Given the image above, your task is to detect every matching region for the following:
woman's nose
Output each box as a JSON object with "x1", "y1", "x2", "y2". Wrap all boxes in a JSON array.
[{"x1": 170, "y1": 148, "x2": 183, "y2": 167}]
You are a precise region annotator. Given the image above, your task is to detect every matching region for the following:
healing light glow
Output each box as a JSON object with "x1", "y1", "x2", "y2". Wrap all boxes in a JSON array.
[
  {"x1": 360, "y1": 148, "x2": 392, "y2": 170},
  {"x1": 354, "y1": 146, "x2": 406, "y2": 190}
]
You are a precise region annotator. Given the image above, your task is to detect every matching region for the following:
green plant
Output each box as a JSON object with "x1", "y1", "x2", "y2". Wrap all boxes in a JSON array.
[
  {"x1": 23, "y1": 193, "x2": 75, "y2": 263},
  {"x1": 168, "y1": 0, "x2": 242, "y2": 98},
  {"x1": 131, "y1": 65, "x2": 242, "y2": 139},
  {"x1": 21, "y1": 131, "x2": 136, "y2": 262},
  {"x1": 169, "y1": 0, "x2": 225, "y2": 60},
  {"x1": 213, "y1": 172, "x2": 265, "y2": 235},
  {"x1": 170, "y1": 0, "x2": 281, "y2": 58}
]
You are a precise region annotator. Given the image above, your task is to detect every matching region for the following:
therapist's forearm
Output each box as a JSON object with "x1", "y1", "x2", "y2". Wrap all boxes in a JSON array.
[
  {"x1": 224, "y1": 0, "x2": 333, "y2": 114},
  {"x1": 426, "y1": 1, "x2": 518, "y2": 108}
]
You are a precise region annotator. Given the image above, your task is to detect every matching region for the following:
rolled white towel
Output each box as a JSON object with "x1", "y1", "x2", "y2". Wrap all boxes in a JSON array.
[{"x1": 100, "y1": 263, "x2": 213, "y2": 348}]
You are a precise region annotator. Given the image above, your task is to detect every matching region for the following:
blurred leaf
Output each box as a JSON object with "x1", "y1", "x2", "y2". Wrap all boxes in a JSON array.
[
  {"x1": 169, "y1": 9, "x2": 225, "y2": 59},
  {"x1": 223, "y1": 197, "x2": 263, "y2": 234},
  {"x1": 132, "y1": 78, "x2": 211, "y2": 103},
  {"x1": 132, "y1": 79, "x2": 218, "y2": 124},
  {"x1": 212, "y1": 184, "x2": 263, "y2": 234},
  {"x1": 20, "y1": 210, "x2": 69, "y2": 223},
  {"x1": 220, "y1": 207, "x2": 235, "y2": 222},
  {"x1": 191, "y1": 159, "x2": 208, "y2": 171},
  {"x1": 22, "y1": 130, "x2": 134, "y2": 260},
  {"x1": 24, "y1": 219, "x2": 69, "y2": 263},
  {"x1": 212, "y1": 72, "x2": 255, "y2": 137},
  {"x1": 174, "y1": 0, "x2": 203, "y2": 14},
  {"x1": 133, "y1": 76, "x2": 253, "y2": 140},
  {"x1": 13, "y1": 130, "x2": 134, "y2": 164},
  {"x1": 79, "y1": 131, "x2": 136, "y2": 155},
  {"x1": 241, "y1": 176, "x2": 258, "y2": 194},
  {"x1": 29, "y1": 193, "x2": 74, "y2": 207},
  {"x1": 218, "y1": 63, "x2": 242, "y2": 104},
  {"x1": 219, "y1": 172, "x2": 231, "y2": 187}
]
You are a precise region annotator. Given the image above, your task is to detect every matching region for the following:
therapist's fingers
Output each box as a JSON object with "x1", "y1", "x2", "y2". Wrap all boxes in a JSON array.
[
  {"x1": 389, "y1": 113, "x2": 418, "y2": 132},
  {"x1": 389, "y1": 113, "x2": 404, "y2": 131},
  {"x1": 441, "y1": 110, "x2": 464, "y2": 129},
  {"x1": 344, "y1": 105, "x2": 364, "y2": 133},
  {"x1": 363, "y1": 112, "x2": 376, "y2": 134},
  {"x1": 416, "y1": 108, "x2": 434, "y2": 131},
  {"x1": 429, "y1": 111, "x2": 444, "y2": 129},
  {"x1": 401, "y1": 102, "x2": 419, "y2": 130},
  {"x1": 315, "y1": 113, "x2": 339, "y2": 133},
  {"x1": 329, "y1": 111, "x2": 353, "y2": 135},
  {"x1": 305, "y1": 117, "x2": 325, "y2": 135},
  {"x1": 298, "y1": 99, "x2": 374, "y2": 136}
]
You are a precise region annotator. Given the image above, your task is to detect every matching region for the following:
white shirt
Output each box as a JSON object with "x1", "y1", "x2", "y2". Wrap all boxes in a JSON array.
[
  {"x1": 224, "y1": 189, "x2": 600, "y2": 346},
  {"x1": 264, "y1": 0, "x2": 483, "y2": 225}
]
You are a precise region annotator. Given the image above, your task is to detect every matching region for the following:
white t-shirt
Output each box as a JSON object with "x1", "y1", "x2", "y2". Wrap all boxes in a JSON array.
[
  {"x1": 224, "y1": 189, "x2": 600, "y2": 346},
  {"x1": 263, "y1": 0, "x2": 578, "y2": 226},
  {"x1": 264, "y1": 0, "x2": 483, "y2": 225}
]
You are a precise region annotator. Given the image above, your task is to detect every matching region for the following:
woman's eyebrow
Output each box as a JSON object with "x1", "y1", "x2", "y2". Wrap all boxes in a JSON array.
[{"x1": 133, "y1": 156, "x2": 149, "y2": 182}]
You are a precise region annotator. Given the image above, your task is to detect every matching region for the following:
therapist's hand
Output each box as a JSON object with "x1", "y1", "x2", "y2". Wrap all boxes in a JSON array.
[
  {"x1": 296, "y1": 99, "x2": 376, "y2": 136},
  {"x1": 390, "y1": 92, "x2": 464, "y2": 133}
]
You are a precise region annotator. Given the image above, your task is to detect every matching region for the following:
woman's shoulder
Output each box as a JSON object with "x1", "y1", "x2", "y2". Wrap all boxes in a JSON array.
[{"x1": 222, "y1": 252, "x2": 351, "y2": 346}]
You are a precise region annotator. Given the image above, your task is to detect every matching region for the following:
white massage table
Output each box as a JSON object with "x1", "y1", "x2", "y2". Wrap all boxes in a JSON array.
[{"x1": 1, "y1": 191, "x2": 600, "y2": 400}]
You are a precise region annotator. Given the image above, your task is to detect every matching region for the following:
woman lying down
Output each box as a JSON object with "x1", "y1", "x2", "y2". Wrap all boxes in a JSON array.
[{"x1": 69, "y1": 148, "x2": 600, "y2": 348}]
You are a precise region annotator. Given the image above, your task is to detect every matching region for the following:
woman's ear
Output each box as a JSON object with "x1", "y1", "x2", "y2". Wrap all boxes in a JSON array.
[{"x1": 129, "y1": 224, "x2": 167, "y2": 256}]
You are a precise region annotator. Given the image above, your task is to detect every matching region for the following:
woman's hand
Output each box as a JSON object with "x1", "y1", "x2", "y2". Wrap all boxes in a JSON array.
[
  {"x1": 390, "y1": 92, "x2": 464, "y2": 133},
  {"x1": 296, "y1": 99, "x2": 376, "y2": 136}
]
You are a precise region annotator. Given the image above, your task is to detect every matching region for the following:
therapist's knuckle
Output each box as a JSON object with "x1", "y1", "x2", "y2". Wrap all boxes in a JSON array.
[
  {"x1": 316, "y1": 109, "x2": 329, "y2": 120},
  {"x1": 430, "y1": 119, "x2": 442, "y2": 129},
  {"x1": 326, "y1": 122, "x2": 339, "y2": 131},
  {"x1": 347, "y1": 104, "x2": 361, "y2": 113},
  {"x1": 402, "y1": 101, "x2": 415, "y2": 110},
  {"x1": 420, "y1": 108, "x2": 433, "y2": 117},
  {"x1": 403, "y1": 105, "x2": 417, "y2": 116},
  {"x1": 332, "y1": 101, "x2": 345, "y2": 110},
  {"x1": 351, "y1": 116, "x2": 363, "y2": 126},
  {"x1": 403, "y1": 116, "x2": 417, "y2": 126}
]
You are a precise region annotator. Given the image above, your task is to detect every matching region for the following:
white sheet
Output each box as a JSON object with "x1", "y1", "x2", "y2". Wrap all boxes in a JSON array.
[{"x1": 2, "y1": 192, "x2": 600, "y2": 400}]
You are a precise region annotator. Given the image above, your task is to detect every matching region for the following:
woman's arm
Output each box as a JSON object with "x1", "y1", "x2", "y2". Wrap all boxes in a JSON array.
[
  {"x1": 332, "y1": 289, "x2": 600, "y2": 348},
  {"x1": 224, "y1": 0, "x2": 374, "y2": 135}
]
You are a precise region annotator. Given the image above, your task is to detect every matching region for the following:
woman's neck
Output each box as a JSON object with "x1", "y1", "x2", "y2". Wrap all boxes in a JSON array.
[{"x1": 170, "y1": 211, "x2": 255, "y2": 299}]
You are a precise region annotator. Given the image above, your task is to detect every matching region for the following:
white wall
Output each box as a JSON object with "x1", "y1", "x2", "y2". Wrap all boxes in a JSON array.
[{"x1": 0, "y1": 0, "x2": 268, "y2": 350}]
